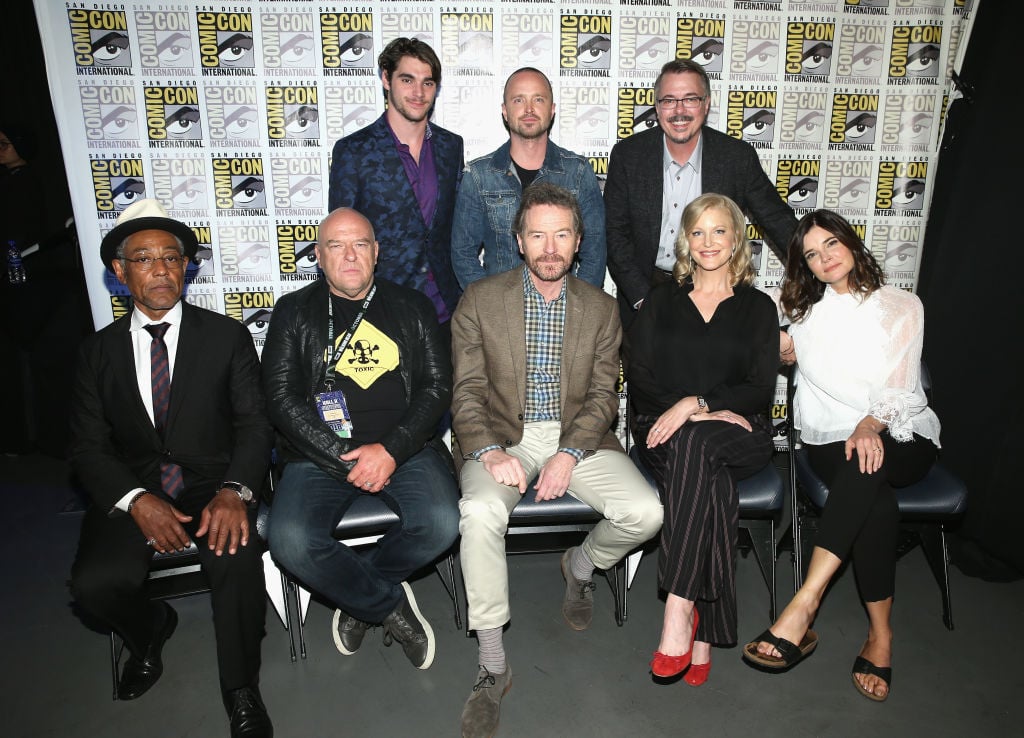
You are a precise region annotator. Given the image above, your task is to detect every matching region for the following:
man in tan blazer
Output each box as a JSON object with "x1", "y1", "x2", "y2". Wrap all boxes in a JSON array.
[{"x1": 452, "y1": 183, "x2": 662, "y2": 738}]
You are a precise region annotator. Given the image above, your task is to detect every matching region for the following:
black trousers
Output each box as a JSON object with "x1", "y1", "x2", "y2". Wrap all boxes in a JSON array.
[
  {"x1": 808, "y1": 433, "x2": 938, "y2": 602},
  {"x1": 634, "y1": 413, "x2": 773, "y2": 646},
  {"x1": 69, "y1": 490, "x2": 266, "y2": 692}
]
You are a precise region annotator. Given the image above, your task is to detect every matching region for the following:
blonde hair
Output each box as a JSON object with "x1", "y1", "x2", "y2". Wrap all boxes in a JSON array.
[{"x1": 672, "y1": 193, "x2": 756, "y2": 287}]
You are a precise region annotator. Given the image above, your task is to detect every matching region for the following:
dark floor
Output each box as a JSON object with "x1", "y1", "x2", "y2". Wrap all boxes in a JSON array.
[{"x1": 3, "y1": 451, "x2": 1022, "y2": 738}]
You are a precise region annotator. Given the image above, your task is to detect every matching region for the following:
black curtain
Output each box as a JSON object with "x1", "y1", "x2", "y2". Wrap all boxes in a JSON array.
[{"x1": 918, "y1": 1, "x2": 1023, "y2": 579}]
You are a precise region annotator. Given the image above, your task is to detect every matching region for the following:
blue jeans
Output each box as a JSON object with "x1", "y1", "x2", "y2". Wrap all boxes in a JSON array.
[{"x1": 268, "y1": 447, "x2": 460, "y2": 622}]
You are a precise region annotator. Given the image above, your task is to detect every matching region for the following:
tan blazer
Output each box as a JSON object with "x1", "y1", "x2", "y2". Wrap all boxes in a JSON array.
[{"x1": 451, "y1": 268, "x2": 624, "y2": 461}]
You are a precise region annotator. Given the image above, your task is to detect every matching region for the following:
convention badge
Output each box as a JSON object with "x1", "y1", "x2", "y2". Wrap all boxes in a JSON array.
[{"x1": 315, "y1": 389, "x2": 353, "y2": 438}]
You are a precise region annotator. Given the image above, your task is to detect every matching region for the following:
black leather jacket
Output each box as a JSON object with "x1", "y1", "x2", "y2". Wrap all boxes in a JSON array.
[{"x1": 262, "y1": 278, "x2": 453, "y2": 480}]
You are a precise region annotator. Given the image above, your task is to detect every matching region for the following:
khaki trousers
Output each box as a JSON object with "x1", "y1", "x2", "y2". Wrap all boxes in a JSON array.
[{"x1": 459, "y1": 422, "x2": 663, "y2": 630}]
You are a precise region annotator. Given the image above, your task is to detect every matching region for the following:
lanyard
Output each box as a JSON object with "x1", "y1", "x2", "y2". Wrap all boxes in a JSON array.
[{"x1": 322, "y1": 284, "x2": 376, "y2": 390}]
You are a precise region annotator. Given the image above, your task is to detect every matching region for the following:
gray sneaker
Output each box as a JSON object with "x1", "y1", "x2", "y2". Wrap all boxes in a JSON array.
[
  {"x1": 560, "y1": 547, "x2": 596, "y2": 631},
  {"x1": 460, "y1": 664, "x2": 512, "y2": 738},
  {"x1": 332, "y1": 608, "x2": 370, "y2": 656},
  {"x1": 382, "y1": 581, "x2": 435, "y2": 669}
]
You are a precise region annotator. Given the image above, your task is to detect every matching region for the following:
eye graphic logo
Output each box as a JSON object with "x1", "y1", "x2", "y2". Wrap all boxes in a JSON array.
[
  {"x1": 618, "y1": 15, "x2": 672, "y2": 73},
  {"x1": 874, "y1": 160, "x2": 927, "y2": 215},
  {"x1": 320, "y1": 13, "x2": 375, "y2": 74},
  {"x1": 889, "y1": 25, "x2": 942, "y2": 83},
  {"x1": 91, "y1": 158, "x2": 147, "y2": 216},
  {"x1": 277, "y1": 223, "x2": 321, "y2": 280},
  {"x1": 675, "y1": 18, "x2": 726, "y2": 78},
  {"x1": 440, "y1": 13, "x2": 494, "y2": 73},
  {"x1": 616, "y1": 86, "x2": 657, "y2": 141},
  {"x1": 68, "y1": 10, "x2": 132, "y2": 72},
  {"x1": 136, "y1": 11, "x2": 194, "y2": 72},
  {"x1": 560, "y1": 14, "x2": 613, "y2": 76},
  {"x1": 212, "y1": 157, "x2": 267, "y2": 214},
  {"x1": 225, "y1": 291, "x2": 275, "y2": 343},
  {"x1": 219, "y1": 224, "x2": 273, "y2": 279},
  {"x1": 197, "y1": 12, "x2": 256, "y2": 74},
  {"x1": 784, "y1": 22, "x2": 835, "y2": 82},
  {"x1": 267, "y1": 86, "x2": 320, "y2": 145},
  {"x1": 726, "y1": 90, "x2": 778, "y2": 149},
  {"x1": 829, "y1": 93, "x2": 879, "y2": 148},
  {"x1": 775, "y1": 159, "x2": 821, "y2": 212},
  {"x1": 80, "y1": 84, "x2": 140, "y2": 143},
  {"x1": 501, "y1": 13, "x2": 553, "y2": 70},
  {"x1": 261, "y1": 12, "x2": 316, "y2": 72}
]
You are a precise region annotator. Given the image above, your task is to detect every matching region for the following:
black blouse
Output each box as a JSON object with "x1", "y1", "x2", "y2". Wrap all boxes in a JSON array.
[{"x1": 624, "y1": 280, "x2": 779, "y2": 418}]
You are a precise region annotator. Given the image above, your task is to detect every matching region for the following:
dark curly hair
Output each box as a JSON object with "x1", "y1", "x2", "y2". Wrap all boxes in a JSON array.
[{"x1": 780, "y1": 209, "x2": 884, "y2": 322}]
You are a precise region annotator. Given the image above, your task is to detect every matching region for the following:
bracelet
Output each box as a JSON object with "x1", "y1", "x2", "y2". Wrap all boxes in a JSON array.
[{"x1": 126, "y1": 490, "x2": 149, "y2": 513}]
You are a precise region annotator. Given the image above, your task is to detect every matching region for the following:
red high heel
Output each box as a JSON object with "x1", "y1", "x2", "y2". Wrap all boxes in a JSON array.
[
  {"x1": 684, "y1": 660, "x2": 711, "y2": 686},
  {"x1": 650, "y1": 608, "x2": 700, "y2": 678}
]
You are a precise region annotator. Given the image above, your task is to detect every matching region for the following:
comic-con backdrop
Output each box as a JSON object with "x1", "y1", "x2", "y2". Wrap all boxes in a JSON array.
[{"x1": 34, "y1": 0, "x2": 978, "y2": 446}]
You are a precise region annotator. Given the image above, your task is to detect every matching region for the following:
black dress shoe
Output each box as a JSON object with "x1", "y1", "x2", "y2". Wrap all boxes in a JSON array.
[
  {"x1": 117, "y1": 602, "x2": 178, "y2": 700},
  {"x1": 224, "y1": 685, "x2": 273, "y2": 738}
]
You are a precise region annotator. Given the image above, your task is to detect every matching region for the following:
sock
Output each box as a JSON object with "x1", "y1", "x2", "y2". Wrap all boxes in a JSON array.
[
  {"x1": 477, "y1": 627, "x2": 506, "y2": 674},
  {"x1": 570, "y1": 545, "x2": 595, "y2": 582}
]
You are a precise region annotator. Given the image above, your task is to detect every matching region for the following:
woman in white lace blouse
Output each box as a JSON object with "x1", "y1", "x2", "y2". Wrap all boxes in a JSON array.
[{"x1": 742, "y1": 210, "x2": 940, "y2": 702}]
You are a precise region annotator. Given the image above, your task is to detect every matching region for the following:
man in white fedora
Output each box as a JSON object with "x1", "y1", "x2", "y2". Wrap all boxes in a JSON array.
[{"x1": 68, "y1": 199, "x2": 274, "y2": 737}]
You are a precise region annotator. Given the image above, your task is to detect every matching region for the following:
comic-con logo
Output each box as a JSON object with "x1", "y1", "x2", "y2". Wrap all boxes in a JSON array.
[
  {"x1": 219, "y1": 224, "x2": 273, "y2": 279},
  {"x1": 184, "y1": 224, "x2": 215, "y2": 283},
  {"x1": 828, "y1": 92, "x2": 879, "y2": 150},
  {"x1": 501, "y1": 12, "x2": 553, "y2": 71},
  {"x1": 874, "y1": 160, "x2": 928, "y2": 216},
  {"x1": 559, "y1": 84, "x2": 610, "y2": 148},
  {"x1": 441, "y1": 12, "x2": 495, "y2": 75},
  {"x1": 261, "y1": 11, "x2": 316, "y2": 73},
  {"x1": 323, "y1": 82, "x2": 377, "y2": 141},
  {"x1": 110, "y1": 294, "x2": 132, "y2": 320},
  {"x1": 266, "y1": 85, "x2": 320, "y2": 146},
  {"x1": 277, "y1": 223, "x2": 321, "y2": 281},
  {"x1": 726, "y1": 89, "x2": 779, "y2": 149},
  {"x1": 822, "y1": 158, "x2": 873, "y2": 213},
  {"x1": 778, "y1": 91, "x2": 828, "y2": 148},
  {"x1": 616, "y1": 86, "x2": 657, "y2": 141},
  {"x1": 152, "y1": 156, "x2": 208, "y2": 216},
  {"x1": 730, "y1": 19, "x2": 780, "y2": 80},
  {"x1": 872, "y1": 222, "x2": 922, "y2": 287},
  {"x1": 775, "y1": 158, "x2": 821, "y2": 213},
  {"x1": 68, "y1": 9, "x2": 132, "y2": 74},
  {"x1": 784, "y1": 22, "x2": 835, "y2": 83},
  {"x1": 197, "y1": 11, "x2": 256, "y2": 75},
  {"x1": 271, "y1": 155, "x2": 323, "y2": 216},
  {"x1": 381, "y1": 7, "x2": 434, "y2": 47},
  {"x1": 675, "y1": 17, "x2": 726, "y2": 79},
  {"x1": 135, "y1": 10, "x2": 193, "y2": 73},
  {"x1": 90, "y1": 158, "x2": 145, "y2": 217},
  {"x1": 888, "y1": 24, "x2": 942, "y2": 84},
  {"x1": 80, "y1": 83, "x2": 139, "y2": 144},
  {"x1": 212, "y1": 157, "x2": 267, "y2": 215},
  {"x1": 618, "y1": 14, "x2": 672, "y2": 74},
  {"x1": 881, "y1": 92, "x2": 935, "y2": 151},
  {"x1": 834, "y1": 21, "x2": 885, "y2": 83},
  {"x1": 559, "y1": 13, "x2": 612, "y2": 77},
  {"x1": 205, "y1": 85, "x2": 260, "y2": 147},
  {"x1": 143, "y1": 85, "x2": 202, "y2": 147},
  {"x1": 225, "y1": 291, "x2": 275, "y2": 342},
  {"x1": 320, "y1": 12, "x2": 375, "y2": 76},
  {"x1": 745, "y1": 223, "x2": 767, "y2": 275}
]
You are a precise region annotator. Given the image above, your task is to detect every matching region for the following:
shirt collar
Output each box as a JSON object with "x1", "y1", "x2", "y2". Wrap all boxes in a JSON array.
[
  {"x1": 521, "y1": 266, "x2": 567, "y2": 303},
  {"x1": 662, "y1": 133, "x2": 703, "y2": 175},
  {"x1": 130, "y1": 300, "x2": 183, "y2": 331}
]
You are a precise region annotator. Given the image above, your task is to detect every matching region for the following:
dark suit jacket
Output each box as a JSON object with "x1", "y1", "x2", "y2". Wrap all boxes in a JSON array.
[
  {"x1": 451, "y1": 269, "x2": 624, "y2": 461},
  {"x1": 70, "y1": 301, "x2": 273, "y2": 513},
  {"x1": 328, "y1": 114, "x2": 465, "y2": 318},
  {"x1": 604, "y1": 125, "x2": 798, "y2": 320}
]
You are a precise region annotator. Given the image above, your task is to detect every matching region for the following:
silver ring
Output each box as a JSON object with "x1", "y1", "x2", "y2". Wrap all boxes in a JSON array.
[
  {"x1": 146, "y1": 537, "x2": 157, "y2": 546},
  {"x1": 364, "y1": 482, "x2": 372, "y2": 488}
]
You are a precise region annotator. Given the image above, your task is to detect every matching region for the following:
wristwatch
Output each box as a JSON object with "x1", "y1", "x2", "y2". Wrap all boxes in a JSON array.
[
  {"x1": 221, "y1": 481, "x2": 254, "y2": 505},
  {"x1": 696, "y1": 396, "x2": 708, "y2": 414}
]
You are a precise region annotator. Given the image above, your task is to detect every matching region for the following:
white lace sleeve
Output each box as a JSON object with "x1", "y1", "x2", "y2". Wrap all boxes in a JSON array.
[{"x1": 867, "y1": 288, "x2": 927, "y2": 442}]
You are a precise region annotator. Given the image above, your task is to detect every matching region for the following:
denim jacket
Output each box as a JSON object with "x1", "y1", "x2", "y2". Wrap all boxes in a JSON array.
[{"x1": 451, "y1": 139, "x2": 607, "y2": 290}]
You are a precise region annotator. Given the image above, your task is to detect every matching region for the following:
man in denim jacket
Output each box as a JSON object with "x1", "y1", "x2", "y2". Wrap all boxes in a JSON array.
[{"x1": 451, "y1": 68, "x2": 607, "y2": 290}]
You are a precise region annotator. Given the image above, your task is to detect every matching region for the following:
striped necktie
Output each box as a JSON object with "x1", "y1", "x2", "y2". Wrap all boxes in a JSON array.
[{"x1": 144, "y1": 323, "x2": 184, "y2": 499}]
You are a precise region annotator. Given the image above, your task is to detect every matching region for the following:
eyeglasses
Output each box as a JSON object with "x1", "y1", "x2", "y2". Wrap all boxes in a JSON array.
[
  {"x1": 655, "y1": 95, "x2": 707, "y2": 110},
  {"x1": 122, "y1": 255, "x2": 186, "y2": 270},
  {"x1": 0, "y1": 140, "x2": 11, "y2": 150}
]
